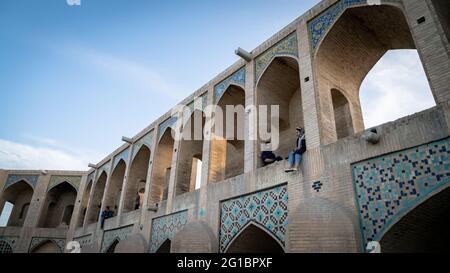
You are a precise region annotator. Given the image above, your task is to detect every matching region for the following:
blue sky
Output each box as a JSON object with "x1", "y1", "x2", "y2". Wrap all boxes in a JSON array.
[{"x1": 0, "y1": 0, "x2": 435, "y2": 174}]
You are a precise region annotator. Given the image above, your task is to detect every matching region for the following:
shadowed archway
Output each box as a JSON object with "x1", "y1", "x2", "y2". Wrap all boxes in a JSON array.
[
  {"x1": 156, "y1": 239, "x2": 171, "y2": 253},
  {"x1": 38, "y1": 182, "x2": 77, "y2": 228},
  {"x1": 225, "y1": 223, "x2": 284, "y2": 253},
  {"x1": 1, "y1": 180, "x2": 34, "y2": 227}
]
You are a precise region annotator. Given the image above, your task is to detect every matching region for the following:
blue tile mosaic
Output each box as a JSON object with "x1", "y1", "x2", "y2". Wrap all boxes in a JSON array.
[
  {"x1": 158, "y1": 116, "x2": 178, "y2": 141},
  {"x1": 101, "y1": 225, "x2": 134, "y2": 252},
  {"x1": 4, "y1": 175, "x2": 38, "y2": 190},
  {"x1": 29, "y1": 237, "x2": 66, "y2": 253},
  {"x1": 48, "y1": 175, "x2": 82, "y2": 191},
  {"x1": 254, "y1": 32, "x2": 298, "y2": 83},
  {"x1": 73, "y1": 234, "x2": 93, "y2": 250},
  {"x1": 113, "y1": 148, "x2": 130, "y2": 170},
  {"x1": 352, "y1": 138, "x2": 450, "y2": 247},
  {"x1": 308, "y1": 0, "x2": 365, "y2": 51},
  {"x1": 214, "y1": 67, "x2": 246, "y2": 104},
  {"x1": 219, "y1": 184, "x2": 288, "y2": 252},
  {"x1": 149, "y1": 210, "x2": 188, "y2": 253},
  {"x1": 132, "y1": 131, "x2": 154, "y2": 161},
  {"x1": 0, "y1": 236, "x2": 18, "y2": 253},
  {"x1": 96, "y1": 161, "x2": 111, "y2": 180}
]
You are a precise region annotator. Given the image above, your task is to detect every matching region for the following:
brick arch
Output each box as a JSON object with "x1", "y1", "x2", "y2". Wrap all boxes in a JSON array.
[
  {"x1": 224, "y1": 221, "x2": 285, "y2": 253},
  {"x1": 171, "y1": 221, "x2": 218, "y2": 253}
]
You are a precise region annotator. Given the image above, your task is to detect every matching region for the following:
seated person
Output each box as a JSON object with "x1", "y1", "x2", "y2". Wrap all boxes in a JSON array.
[
  {"x1": 261, "y1": 141, "x2": 283, "y2": 166},
  {"x1": 285, "y1": 127, "x2": 306, "y2": 172}
]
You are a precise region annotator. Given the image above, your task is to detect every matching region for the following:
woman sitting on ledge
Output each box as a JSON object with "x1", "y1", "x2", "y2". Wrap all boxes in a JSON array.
[{"x1": 285, "y1": 127, "x2": 306, "y2": 173}]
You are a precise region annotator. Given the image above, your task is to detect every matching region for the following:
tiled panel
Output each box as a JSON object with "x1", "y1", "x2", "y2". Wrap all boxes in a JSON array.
[
  {"x1": 352, "y1": 138, "x2": 450, "y2": 247},
  {"x1": 4, "y1": 175, "x2": 38, "y2": 190},
  {"x1": 158, "y1": 116, "x2": 178, "y2": 141},
  {"x1": 0, "y1": 236, "x2": 18, "y2": 253},
  {"x1": 96, "y1": 161, "x2": 111, "y2": 179},
  {"x1": 101, "y1": 225, "x2": 134, "y2": 253},
  {"x1": 73, "y1": 234, "x2": 93, "y2": 250},
  {"x1": 149, "y1": 210, "x2": 188, "y2": 253},
  {"x1": 29, "y1": 237, "x2": 66, "y2": 253},
  {"x1": 254, "y1": 32, "x2": 298, "y2": 82},
  {"x1": 48, "y1": 175, "x2": 82, "y2": 191},
  {"x1": 219, "y1": 184, "x2": 288, "y2": 253},
  {"x1": 132, "y1": 131, "x2": 154, "y2": 161},
  {"x1": 113, "y1": 148, "x2": 130, "y2": 170},
  {"x1": 214, "y1": 67, "x2": 246, "y2": 103}
]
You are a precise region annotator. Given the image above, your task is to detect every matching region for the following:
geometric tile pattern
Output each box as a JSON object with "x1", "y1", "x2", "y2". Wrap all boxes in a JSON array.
[
  {"x1": 96, "y1": 161, "x2": 111, "y2": 180},
  {"x1": 312, "y1": 181, "x2": 323, "y2": 192},
  {"x1": 158, "y1": 116, "x2": 178, "y2": 141},
  {"x1": 73, "y1": 234, "x2": 93, "y2": 250},
  {"x1": 254, "y1": 32, "x2": 298, "y2": 83},
  {"x1": 0, "y1": 236, "x2": 18, "y2": 253},
  {"x1": 308, "y1": 0, "x2": 365, "y2": 51},
  {"x1": 113, "y1": 148, "x2": 130, "y2": 170},
  {"x1": 4, "y1": 175, "x2": 39, "y2": 190},
  {"x1": 352, "y1": 138, "x2": 450, "y2": 247},
  {"x1": 132, "y1": 131, "x2": 154, "y2": 161},
  {"x1": 101, "y1": 225, "x2": 134, "y2": 253},
  {"x1": 214, "y1": 67, "x2": 246, "y2": 103},
  {"x1": 149, "y1": 210, "x2": 188, "y2": 253},
  {"x1": 48, "y1": 175, "x2": 82, "y2": 191},
  {"x1": 219, "y1": 184, "x2": 288, "y2": 252},
  {"x1": 29, "y1": 237, "x2": 66, "y2": 253}
]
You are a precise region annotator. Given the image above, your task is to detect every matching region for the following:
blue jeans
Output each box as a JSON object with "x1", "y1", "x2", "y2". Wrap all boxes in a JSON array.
[{"x1": 288, "y1": 151, "x2": 302, "y2": 166}]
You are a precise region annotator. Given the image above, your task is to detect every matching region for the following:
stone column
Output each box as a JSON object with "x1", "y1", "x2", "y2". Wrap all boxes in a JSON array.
[
  {"x1": 244, "y1": 61, "x2": 257, "y2": 174},
  {"x1": 117, "y1": 146, "x2": 133, "y2": 218},
  {"x1": 165, "y1": 115, "x2": 183, "y2": 214},
  {"x1": 403, "y1": 0, "x2": 450, "y2": 104},
  {"x1": 66, "y1": 173, "x2": 88, "y2": 250},
  {"x1": 82, "y1": 170, "x2": 97, "y2": 228},
  {"x1": 98, "y1": 157, "x2": 114, "y2": 230}
]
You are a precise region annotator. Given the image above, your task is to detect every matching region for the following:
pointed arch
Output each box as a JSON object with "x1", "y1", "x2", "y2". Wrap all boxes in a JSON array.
[
  {"x1": 86, "y1": 171, "x2": 108, "y2": 224},
  {"x1": 77, "y1": 178, "x2": 93, "y2": 227},
  {"x1": 123, "y1": 145, "x2": 151, "y2": 213},
  {"x1": 176, "y1": 109, "x2": 205, "y2": 195},
  {"x1": 224, "y1": 221, "x2": 285, "y2": 253},
  {"x1": 103, "y1": 159, "x2": 126, "y2": 215},
  {"x1": 256, "y1": 55, "x2": 303, "y2": 168},
  {"x1": 209, "y1": 84, "x2": 245, "y2": 183},
  {"x1": 29, "y1": 240, "x2": 62, "y2": 253},
  {"x1": 156, "y1": 239, "x2": 171, "y2": 253},
  {"x1": 38, "y1": 181, "x2": 77, "y2": 228},
  {"x1": 1, "y1": 180, "x2": 34, "y2": 227},
  {"x1": 314, "y1": 3, "x2": 436, "y2": 144},
  {"x1": 105, "y1": 238, "x2": 120, "y2": 253},
  {"x1": 331, "y1": 88, "x2": 354, "y2": 139},
  {"x1": 149, "y1": 128, "x2": 175, "y2": 204}
]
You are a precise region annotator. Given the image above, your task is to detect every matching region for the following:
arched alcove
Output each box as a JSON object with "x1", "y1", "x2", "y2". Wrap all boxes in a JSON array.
[
  {"x1": 156, "y1": 239, "x2": 171, "y2": 253},
  {"x1": 77, "y1": 179, "x2": 92, "y2": 227},
  {"x1": 104, "y1": 160, "x2": 126, "y2": 215},
  {"x1": 149, "y1": 128, "x2": 175, "y2": 204},
  {"x1": 176, "y1": 110, "x2": 205, "y2": 195},
  {"x1": 315, "y1": 4, "x2": 436, "y2": 144},
  {"x1": 106, "y1": 239, "x2": 120, "y2": 253},
  {"x1": 1, "y1": 181, "x2": 34, "y2": 227},
  {"x1": 38, "y1": 182, "x2": 77, "y2": 228},
  {"x1": 30, "y1": 240, "x2": 61, "y2": 253},
  {"x1": 123, "y1": 145, "x2": 151, "y2": 213},
  {"x1": 86, "y1": 171, "x2": 107, "y2": 224},
  {"x1": 209, "y1": 85, "x2": 245, "y2": 182},
  {"x1": 225, "y1": 223, "x2": 284, "y2": 253},
  {"x1": 256, "y1": 56, "x2": 303, "y2": 167},
  {"x1": 331, "y1": 89, "x2": 354, "y2": 139},
  {"x1": 379, "y1": 187, "x2": 450, "y2": 253}
]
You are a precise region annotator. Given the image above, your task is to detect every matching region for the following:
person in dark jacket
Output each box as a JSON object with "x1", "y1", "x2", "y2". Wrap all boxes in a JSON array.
[
  {"x1": 285, "y1": 127, "x2": 306, "y2": 172},
  {"x1": 100, "y1": 206, "x2": 114, "y2": 229},
  {"x1": 261, "y1": 141, "x2": 283, "y2": 166}
]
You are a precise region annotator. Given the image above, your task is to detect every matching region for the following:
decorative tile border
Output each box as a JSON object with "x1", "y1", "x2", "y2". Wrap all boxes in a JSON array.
[
  {"x1": 219, "y1": 184, "x2": 288, "y2": 253},
  {"x1": 132, "y1": 131, "x2": 154, "y2": 161},
  {"x1": 48, "y1": 175, "x2": 82, "y2": 191},
  {"x1": 4, "y1": 175, "x2": 38, "y2": 190},
  {"x1": 0, "y1": 236, "x2": 18, "y2": 253},
  {"x1": 158, "y1": 116, "x2": 178, "y2": 141},
  {"x1": 352, "y1": 138, "x2": 450, "y2": 248},
  {"x1": 254, "y1": 32, "x2": 298, "y2": 83},
  {"x1": 73, "y1": 234, "x2": 93, "y2": 250},
  {"x1": 113, "y1": 148, "x2": 130, "y2": 170},
  {"x1": 214, "y1": 67, "x2": 246, "y2": 104},
  {"x1": 96, "y1": 161, "x2": 111, "y2": 180},
  {"x1": 29, "y1": 237, "x2": 66, "y2": 253},
  {"x1": 101, "y1": 225, "x2": 134, "y2": 252},
  {"x1": 149, "y1": 210, "x2": 188, "y2": 253},
  {"x1": 308, "y1": 0, "x2": 366, "y2": 52}
]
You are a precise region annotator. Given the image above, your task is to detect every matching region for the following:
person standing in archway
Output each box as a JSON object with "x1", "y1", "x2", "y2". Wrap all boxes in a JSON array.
[{"x1": 285, "y1": 127, "x2": 306, "y2": 172}]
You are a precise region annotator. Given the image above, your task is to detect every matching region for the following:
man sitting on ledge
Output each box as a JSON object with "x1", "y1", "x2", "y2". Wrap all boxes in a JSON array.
[
  {"x1": 285, "y1": 127, "x2": 306, "y2": 173},
  {"x1": 261, "y1": 141, "x2": 283, "y2": 167},
  {"x1": 100, "y1": 206, "x2": 114, "y2": 229}
]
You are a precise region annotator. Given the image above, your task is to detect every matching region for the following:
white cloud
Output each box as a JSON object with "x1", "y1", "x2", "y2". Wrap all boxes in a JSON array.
[
  {"x1": 0, "y1": 138, "x2": 90, "y2": 171},
  {"x1": 60, "y1": 44, "x2": 186, "y2": 101},
  {"x1": 360, "y1": 50, "x2": 436, "y2": 129}
]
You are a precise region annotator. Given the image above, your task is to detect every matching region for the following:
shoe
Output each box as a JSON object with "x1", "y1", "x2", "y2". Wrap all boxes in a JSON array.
[
  {"x1": 292, "y1": 168, "x2": 298, "y2": 172},
  {"x1": 285, "y1": 168, "x2": 294, "y2": 173}
]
